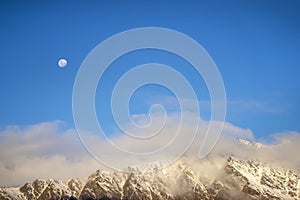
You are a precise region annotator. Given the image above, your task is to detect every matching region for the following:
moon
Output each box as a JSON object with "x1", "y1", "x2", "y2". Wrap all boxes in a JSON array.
[{"x1": 58, "y1": 58, "x2": 67, "y2": 68}]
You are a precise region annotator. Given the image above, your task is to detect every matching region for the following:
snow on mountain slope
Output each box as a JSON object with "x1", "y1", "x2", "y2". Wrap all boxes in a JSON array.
[
  {"x1": 1, "y1": 178, "x2": 84, "y2": 200},
  {"x1": 1, "y1": 157, "x2": 299, "y2": 200},
  {"x1": 225, "y1": 157, "x2": 299, "y2": 199},
  {"x1": 238, "y1": 139, "x2": 264, "y2": 148}
]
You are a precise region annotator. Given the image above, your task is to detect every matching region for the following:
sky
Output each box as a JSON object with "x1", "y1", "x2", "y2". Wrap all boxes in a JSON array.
[{"x1": 0, "y1": 0, "x2": 300, "y2": 186}]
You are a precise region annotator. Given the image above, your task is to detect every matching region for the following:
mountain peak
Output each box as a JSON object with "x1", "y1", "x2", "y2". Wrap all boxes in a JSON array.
[
  {"x1": 1, "y1": 156, "x2": 299, "y2": 200},
  {"x1": 238, "y1": 139, "x2": 264, "y2": 148}
]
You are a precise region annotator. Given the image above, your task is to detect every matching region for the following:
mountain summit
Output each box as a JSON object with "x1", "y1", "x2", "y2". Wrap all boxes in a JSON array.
[{"x1": 1, "y1": 156, "x2": 299, "y2": 200}]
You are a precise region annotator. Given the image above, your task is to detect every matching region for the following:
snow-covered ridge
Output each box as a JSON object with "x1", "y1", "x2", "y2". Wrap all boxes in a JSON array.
[
  {"x1": 1, "y1": 157, "x2": 299, "y2": 200},
  {"x1": 226, "y1": 157, "x2": 299, "y2": 199},
  {"x1": 126, "y1": 161, "x2": 165, "y2": 173},
  {"x1": 238, "y1": 138, "x2": 264, "y2": 148}
]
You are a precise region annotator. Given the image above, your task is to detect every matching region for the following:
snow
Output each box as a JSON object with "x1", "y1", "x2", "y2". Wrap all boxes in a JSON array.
[{"x1": 1, "y1": 156, "x2": 299, "y2": 200}]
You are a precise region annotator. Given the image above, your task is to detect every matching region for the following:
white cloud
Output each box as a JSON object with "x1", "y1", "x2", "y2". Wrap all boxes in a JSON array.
[
  {"x1": 0, "y1": 121, "x2": 100, "y2": 187},
  {"x1": 0, "y1": 117, "x2": 299, "y2": 187}
]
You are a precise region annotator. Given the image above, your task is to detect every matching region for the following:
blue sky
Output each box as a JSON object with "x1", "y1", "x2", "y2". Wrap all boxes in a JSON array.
[{"x1": 1, "y1": 0, "x2": 300, "y2": 140}]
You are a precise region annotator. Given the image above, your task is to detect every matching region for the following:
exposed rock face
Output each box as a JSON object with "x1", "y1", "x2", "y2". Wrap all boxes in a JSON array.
[
  {"x1": 224, "y1": 157, "x2": 300, "y2": 200},
  {"x1": 1, "y1": 157, "x2": 299, "y2": 200},
  {"x1": 2, "y1": 178, "x2": 84, "y2": 200}
]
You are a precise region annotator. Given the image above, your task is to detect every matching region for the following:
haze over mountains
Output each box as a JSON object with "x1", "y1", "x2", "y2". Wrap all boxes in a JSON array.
[
  {"x1": 1, "y1": 121, "x2": 300, "y2": 200},
  {"x1": 1, "y1": 155, "x2": 299, "y2": 200},
  {"x1": 1, "y1": 121, "x2": 300, "y2": 187}
]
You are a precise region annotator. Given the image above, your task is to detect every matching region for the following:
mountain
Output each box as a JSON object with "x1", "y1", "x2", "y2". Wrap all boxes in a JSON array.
[{"x1": 1, "y1": 156, "x2": 299, "y2": 200}]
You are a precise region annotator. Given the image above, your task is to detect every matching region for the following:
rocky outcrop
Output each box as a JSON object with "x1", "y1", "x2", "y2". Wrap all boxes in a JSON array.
[{"x1": 1, "y1": 157, "x2": 299, "y2": 200}]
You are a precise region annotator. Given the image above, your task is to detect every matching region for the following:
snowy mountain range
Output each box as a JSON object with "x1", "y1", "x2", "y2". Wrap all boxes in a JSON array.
[{"x1": 1, "y1": 155, "x2": 299, "y2": 200}]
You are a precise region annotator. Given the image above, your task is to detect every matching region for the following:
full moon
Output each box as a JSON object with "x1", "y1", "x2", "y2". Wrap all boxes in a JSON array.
[{"x1": 58, "y1": 58, "x2": 67, "y2": 68}]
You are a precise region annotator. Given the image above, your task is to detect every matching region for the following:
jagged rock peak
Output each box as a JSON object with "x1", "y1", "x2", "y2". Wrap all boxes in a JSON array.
[
  {"x1": 238, "y1": 139, "x2": 264, "y2": 148},
  {"x1": 1, "y1": 157, "x2": 299, "y2": 200}
]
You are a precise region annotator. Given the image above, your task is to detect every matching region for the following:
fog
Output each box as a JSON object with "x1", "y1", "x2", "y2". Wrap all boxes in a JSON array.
[{"x1": 0, "y1": 117, "x2": 299, "y2": 186}]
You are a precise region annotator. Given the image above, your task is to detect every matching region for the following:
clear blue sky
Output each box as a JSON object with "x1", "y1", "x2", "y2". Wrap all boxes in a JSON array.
[{"x1": 0, "y1": 0, "x2": 299, "y2": 140}]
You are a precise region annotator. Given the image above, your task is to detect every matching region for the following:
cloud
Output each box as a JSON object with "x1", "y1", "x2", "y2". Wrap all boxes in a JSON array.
[
  {"x1": 0, "y1": 121, "x2": 100, "y2": 187},
  {"x1": 0, "y1": 117, "x2": 299, "y2": 187}
]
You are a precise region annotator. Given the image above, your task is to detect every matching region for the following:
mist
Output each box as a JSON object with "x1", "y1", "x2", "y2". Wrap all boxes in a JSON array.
[{"x1": 0, "y1": 116, "x2": 299, "y2": 187}]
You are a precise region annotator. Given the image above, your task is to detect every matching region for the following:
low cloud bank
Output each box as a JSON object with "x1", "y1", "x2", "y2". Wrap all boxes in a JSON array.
[{"x1": 0, "y1": 117, "x2": 299, "y2": 187}]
